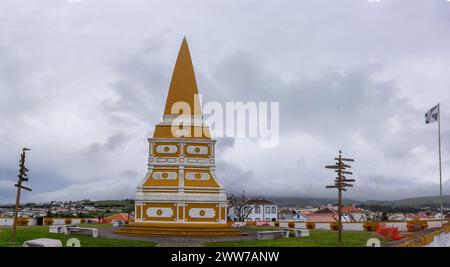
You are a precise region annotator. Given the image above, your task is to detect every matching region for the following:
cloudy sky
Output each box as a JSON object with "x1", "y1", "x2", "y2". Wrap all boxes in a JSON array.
[{"x1": 1, "y1": 0, "x2": 450, "y2": 203}]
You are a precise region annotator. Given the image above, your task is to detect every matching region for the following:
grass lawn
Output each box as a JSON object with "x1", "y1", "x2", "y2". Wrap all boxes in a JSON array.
[
  {"x1": 207, "y1": 227, "x2": 388, "y2": 247},
  {"x1": 0, "y1": 226, "x2": 157, "y2": 247}
]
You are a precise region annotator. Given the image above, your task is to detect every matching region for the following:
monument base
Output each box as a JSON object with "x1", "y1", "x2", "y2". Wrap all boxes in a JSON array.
[{"x1": 115, "y1": 222, "x2": 246, "y2": 237}]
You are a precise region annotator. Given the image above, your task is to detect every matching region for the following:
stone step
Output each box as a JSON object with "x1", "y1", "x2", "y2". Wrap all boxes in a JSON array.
[
  {"x1": 115, "y1": 230, "x2": 245, "y2": 237},
  {"x1": 115, "y1": 222, "x2": 246, "y2": 237},
  {"x1": 130, "y1": 223, "x2": 234, "y2": 228},
  {"x1": 120, "y1": 227, "x2": 239, "y2": 232}
]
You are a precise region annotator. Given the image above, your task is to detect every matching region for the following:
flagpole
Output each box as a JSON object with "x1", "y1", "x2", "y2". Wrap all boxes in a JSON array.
[{"x1": 438, "y1": 102, "x2": 443, "y2": 227}]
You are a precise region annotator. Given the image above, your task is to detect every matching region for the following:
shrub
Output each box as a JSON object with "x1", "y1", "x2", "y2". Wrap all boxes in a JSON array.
[
  {"x1": 330, "y1": 221, "x2": 339, "y2": 231},
  {"x1": 65, "y1": 218, "x2": 72, "y2": 225},
  {"x1": 306, "y1": 221, "x2": 316, "y2": 229},
  {"x1": 407, "y1": 221, "x2": 417, "y2": 232},
  {"x1": 421, "y1": 221, "x2": 428, "y2": 230},
  {"x1": 288, "y1": 221, "x2": 295, "y2": 228},
  {"x1": 274, "y1": 221, "x2": 280, "y2": 227},
  {"x1": 16, "y1": 217, "x2": 29, "y2": 226},
  {"x1": 44, "y1": 217, "x2": 54, "y2": 225},
  {"x1": 363, "y1": 221, "x2": 378, "y2": 231},
  {"x1": 407, "y1": 220, "x2": 428, "y2": 232}
]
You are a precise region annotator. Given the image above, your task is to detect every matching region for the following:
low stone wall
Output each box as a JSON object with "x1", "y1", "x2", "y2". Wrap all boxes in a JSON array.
[
  {"x1": 315, "y1": 222, "x2": 332, "y2": 230},
  {"x1": 383, "y1": 222, "x2": 408, "y2": 232},
  {"x1": 50, "y1": 218, "x2": 82, "y2": 225},
  {"x1": 0, "y1": 217, "x2": 97, "y2": 226},
  {"x1": 386, "y1": 224, "x2": 450, "y2": 247},
  {"x1": 426, "y1": 228, "x2": 450, "y2": 247},
  {"x1": 0, "y1": 218, "x2": 37, "y2": 226},
  {"x1": 342, "y1": 223, "x2": 364, "y2": 231},
  {"x1": 246, "y1": 220, "x2": 448, "y2": 232}
]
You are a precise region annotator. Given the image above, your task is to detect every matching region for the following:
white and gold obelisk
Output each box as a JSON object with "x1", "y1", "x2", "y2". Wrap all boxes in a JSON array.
[{"x1": 117, "y1": 38, "x2": 242, "y2": 236}]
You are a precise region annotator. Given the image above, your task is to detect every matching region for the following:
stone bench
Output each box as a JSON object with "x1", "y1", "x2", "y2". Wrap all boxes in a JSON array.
[
  {"x1": 49, "y1": 225, "x2": 67, "y2": 234},
  {"x1": 65, "y1": 226, "x2": 98, "y2": 238},
  {"x1": 257, "y1": 230, "x2": 289, "y2": 240},
  {"x1": 112, "y1": 220, "x2": 126, "y2": 227},
  {"x1": 283, "y1": 228, "x2": 310, "y2": 237},
  {"x1": 23, "y1": 238, "x2": 62, "y2": 247}
]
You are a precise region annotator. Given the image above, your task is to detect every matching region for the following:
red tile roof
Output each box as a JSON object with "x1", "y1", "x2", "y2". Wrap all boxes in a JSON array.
[
  {"x1": 315, "y1": 207, "x2": 337, "y2": 214},
  {"x1": 406, "y1": 215, "x2": 428, "y2": 220},
  {"x1": 245, "y1": 197, "x2": 274, "y2": 205},
  {"x1": 102, "y1": 213, "x2": 133, "y2": 223},
  {"x1": 306, "y1": 214, "x2": 337, "y2": 223},
  {"x1": 341, "y1": 206, "x2": 365, "y2": 213}
]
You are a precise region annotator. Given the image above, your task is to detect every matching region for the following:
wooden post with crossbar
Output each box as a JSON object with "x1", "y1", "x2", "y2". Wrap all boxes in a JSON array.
[
  {"x1": 325, "y1": 150, "x2": 355, "y2": 246},
  {"x1": 10, "y1": 148, "x2": 32, "y2": 243}
]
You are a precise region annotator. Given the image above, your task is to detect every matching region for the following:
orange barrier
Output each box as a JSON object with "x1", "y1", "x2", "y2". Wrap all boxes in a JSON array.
[{"x1": 376, "y1": 223, "x2": 404, "y2": 241}]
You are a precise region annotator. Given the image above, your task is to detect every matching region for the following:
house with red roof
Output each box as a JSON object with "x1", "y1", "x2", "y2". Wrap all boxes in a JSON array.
[
  {"x1": 305, "y1": 205, "x2": 369, "y2": 222},
  {"x1": 102, "y1": 213, "x2": 134, "y2": 223},
  {"x1": 405, "y1": 214, "x2": 429, "y2": 221}
]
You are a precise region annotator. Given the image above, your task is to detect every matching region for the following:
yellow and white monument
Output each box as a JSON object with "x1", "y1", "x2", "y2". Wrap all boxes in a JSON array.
[{"x1": 117, "y1": 38, "x2": 242, "y2": 236}]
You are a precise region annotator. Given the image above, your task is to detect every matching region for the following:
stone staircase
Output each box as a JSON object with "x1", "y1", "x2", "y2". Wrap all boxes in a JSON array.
[{"x1": 115, "y1": 222, "x2": 246, "y2": 237}]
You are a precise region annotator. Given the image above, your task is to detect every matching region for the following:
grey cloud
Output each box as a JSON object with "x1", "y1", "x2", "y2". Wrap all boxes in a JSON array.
[
  {"x1": 350, "y1": 175, "x2": 450, "y2": 201},
  {"x1": 87, "y1": 133, "x2": 131, "y2": 154},
  {"x1": 216, "y1": 159, "x2": 253, "y2": 192},
  {"x1": 120, "y1": 169, "x2": 139, "y2": 179},
  {"x1": 1, "y1": 0, "x2": 450, "y2": 203},
  {"x1": 100, "y1": 35, "x2": 172, "y2": 125},
  {"x1": 215, "y1": 137, "x2": 236, "y2": 154},
  {"x1": 0, "y1": 167, "x2": 72, "y2": 203}
]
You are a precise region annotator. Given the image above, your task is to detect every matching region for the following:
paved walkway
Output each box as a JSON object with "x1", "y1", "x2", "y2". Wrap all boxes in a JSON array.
[{"x1": 98, "y1": 226, "x2": 257, "y2": 247}]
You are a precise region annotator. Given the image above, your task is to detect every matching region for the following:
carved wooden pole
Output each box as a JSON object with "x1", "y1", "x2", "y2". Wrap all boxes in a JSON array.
[
  {"x1": 325, "y1": 150, "x2": 355, "y2": 246},
  {"x1": 11, "y1": 148, "x2": 32, "y2": 243}
]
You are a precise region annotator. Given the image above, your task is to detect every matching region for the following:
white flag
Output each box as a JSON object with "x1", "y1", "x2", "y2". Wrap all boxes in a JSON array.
[{"x1": 425, "y1": 104, "x2": 439, "y2": 124}]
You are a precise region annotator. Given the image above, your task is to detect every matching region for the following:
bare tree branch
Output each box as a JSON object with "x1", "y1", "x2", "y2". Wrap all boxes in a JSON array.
[{"x1": 227, "y1": 191, "x2": 264, "y2": 221}]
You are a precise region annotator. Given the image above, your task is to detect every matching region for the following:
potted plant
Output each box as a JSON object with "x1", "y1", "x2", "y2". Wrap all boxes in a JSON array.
[
  {"x1": 16, "y1": 217, "x2": 29, "y2": 226},
  {"x1": 407, "y1": 220, "x2": 427, "y2": 232},
  {"x1": 330, "y1": 221, "x2": 339, "y2": 231},
  {"x1": 306, "y1": 221, "x2": 315, "y2": 229},
  {"x1": 44, "y1": 217, "x2": 54, "y2": 225},
  {"x1": 420, "y1": 221, "x2": 428, "y2": 230},
  {"x1": 363, "y1": 221, "x2": 378, "y2": 231}
]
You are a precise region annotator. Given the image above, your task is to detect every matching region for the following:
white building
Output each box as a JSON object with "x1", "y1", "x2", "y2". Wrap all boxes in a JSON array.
[
  {"x1": 388, "y1": 213, "x2": 406, "y2": 221},
  {"x1": 341, "y1": 206, "x2": 370, "y2": 222},
  {"x1": 229, "y1": 198, "x2": 278, "y2": 222},
  {"x1": 278, "y1": 208, "x2": 308, "y2": 221}
]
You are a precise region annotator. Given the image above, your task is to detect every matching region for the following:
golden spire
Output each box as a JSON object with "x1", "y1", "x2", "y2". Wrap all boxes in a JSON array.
[
  {"x1": 153, "y1": 37, "x2": 210, "y2": 139},
  {"x1": 163, "y1": 37, "x2": 202, "y2": 116}
]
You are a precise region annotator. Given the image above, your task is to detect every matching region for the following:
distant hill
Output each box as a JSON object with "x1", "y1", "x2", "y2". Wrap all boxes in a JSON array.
[
  {"x1": 92, "y1": 196, "x2": 450, "y2": 209},
  {"x1": 364, "y1": 195, "x2": 450, "y2": 208},
  {"x1": 267, "y1": 195, "x2": 450, "y2": 209},
  {"x1": 2, "y1": 196, "x2": 449, "y2": 210},
  {"x1": 268, "y1": 197, "x2": 362, "y2": 207}
]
